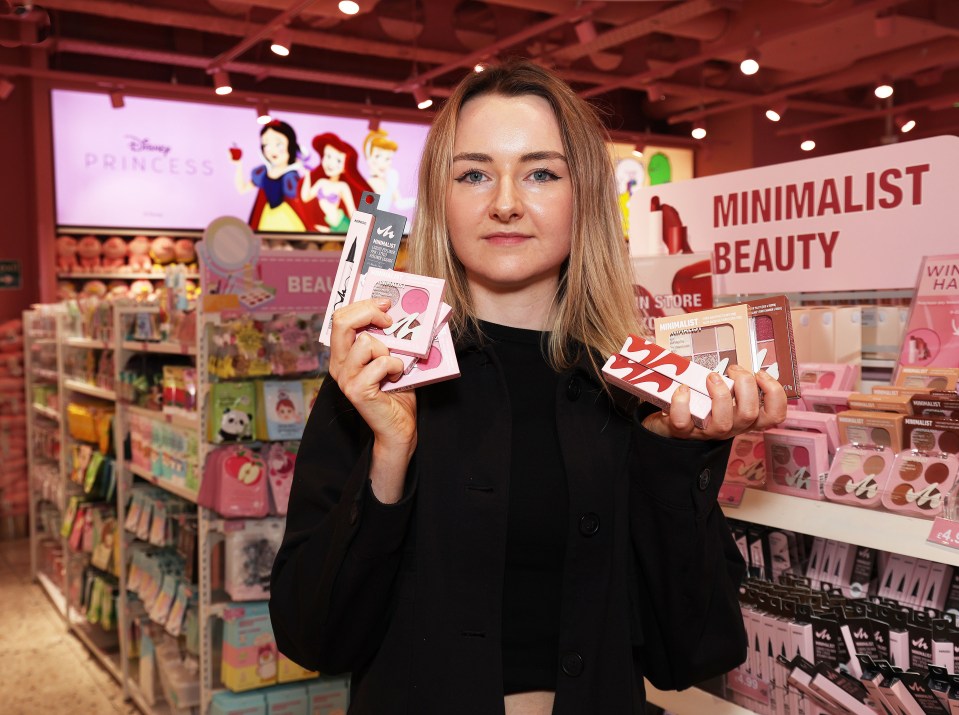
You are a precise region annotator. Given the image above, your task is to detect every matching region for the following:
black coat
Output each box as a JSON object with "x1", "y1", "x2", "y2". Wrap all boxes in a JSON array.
[{"x1": 269, "y1": 339, "x2": 747, "y2": 714}]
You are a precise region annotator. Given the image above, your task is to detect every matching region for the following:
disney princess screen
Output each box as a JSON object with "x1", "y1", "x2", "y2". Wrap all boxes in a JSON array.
[{"x1": 51, "y1": 89, "x2": 429, "y2": 234}]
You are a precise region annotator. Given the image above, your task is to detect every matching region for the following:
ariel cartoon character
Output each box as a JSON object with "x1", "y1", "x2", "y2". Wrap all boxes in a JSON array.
[
  {"x1": 232, "y1": 119, "x2": 310, "y2": 232},
  {"x1": 362, "y1": 129, "x2": 414, "y2": 212},
  {"x1": 301, "y1": 132, "x2": 371, "y2": 233}
]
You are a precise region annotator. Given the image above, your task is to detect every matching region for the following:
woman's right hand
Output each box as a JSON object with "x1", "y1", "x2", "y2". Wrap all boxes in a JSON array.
[{"x1": 329, "y1": 298, "x2": 417, "y2": 503}]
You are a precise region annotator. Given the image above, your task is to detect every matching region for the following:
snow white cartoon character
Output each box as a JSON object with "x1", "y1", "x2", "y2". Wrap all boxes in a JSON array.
[
  {"x1": 300, "y1": 132, "x2": 371, "y2": 233},
  {"x1": 232, "y1": 120, "x2": 310, "y2": 232},
  {"x1": 362, "y1": 129, "x2": 415, "y2": 212}
]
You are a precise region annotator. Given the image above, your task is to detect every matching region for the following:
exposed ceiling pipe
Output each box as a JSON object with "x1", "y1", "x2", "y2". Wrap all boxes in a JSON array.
[
  {"x1": 208, "y1": 0, "x2": 320, "y2": 71},
  {"x1": 38, "y1": 0, "x2": 458, "y2": 65},
  {"x1": 579, "y1": 0, "x2": 910, "y2": 99},
  {"x1": 668, "y1": 36, "x2": 959, "y2": 124},
  {"x1": 655, "y1": 80, "x2": 860, "y2": 116},
  {"x1": 775, "y1": 92, "x2": 959, "y2": 136},
  {"x1": 392, "y1": 2, "x2": 606, "y2": 93}
]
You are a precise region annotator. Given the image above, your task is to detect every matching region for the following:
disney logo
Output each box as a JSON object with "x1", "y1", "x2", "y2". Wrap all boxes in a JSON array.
[{"x1": 125, "y1": 135, "x2": 171, "y2": 156}]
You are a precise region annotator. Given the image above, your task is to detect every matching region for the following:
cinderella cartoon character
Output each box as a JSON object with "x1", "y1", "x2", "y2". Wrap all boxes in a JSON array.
[
  {"x1": 232, "y1": 120, "x2": 310, "y2": 232},
  {"x1": 301, "y1": 132, "x2": 371, "y2": 233},
  {"x1": 362, "y1": 129, "x2": 415, "y2": 212}
]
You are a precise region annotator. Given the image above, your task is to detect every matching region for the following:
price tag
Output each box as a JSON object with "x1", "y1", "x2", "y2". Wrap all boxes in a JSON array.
[
  {"x1": 718, "y1": 483, "x2": 746, "y2": 507},
  {"x1": 928, "y1": 517, "x2": 959, "y2": 549},
  {"x1": 726, "y1": 667, "x2": 770, "y2": 705}
]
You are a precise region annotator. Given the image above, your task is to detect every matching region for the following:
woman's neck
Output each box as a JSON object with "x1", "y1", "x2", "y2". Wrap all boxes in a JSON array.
[{"x1": 470, "y1": 280, "x2": 557, "y2": 330}]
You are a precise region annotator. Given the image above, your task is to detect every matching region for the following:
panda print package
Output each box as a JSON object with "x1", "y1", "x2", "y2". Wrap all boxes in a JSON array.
[{"x1": 208, "y1": 381, "x2": 256, "y2": 444}]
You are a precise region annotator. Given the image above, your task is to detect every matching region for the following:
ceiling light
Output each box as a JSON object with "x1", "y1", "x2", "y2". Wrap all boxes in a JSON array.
[
  {"x1": 896, "y1": 115, "x2": 916, "y2": 133},
  {"x1": 368, "y1": 115, "x2": 381, "y2": 132},
  {"x1": 740, "y1": 49, "x2": 760, "y2": 76},
  {"x1": 691, "y1": 120, "x2": 707, "y2": 140},
  {"x1": 800, "y1": 138, "x2": 816, "y2": 152},
  {"x1": 412, "y1": 85, "x2": 432, "y2": 110},
  {"x1": 765, "y1": 102, "x2": 786, "y2": 122},
  {"x1": 256, "y1": 100, "x2": 272, "y2": 125},
  {"x1": 632, "y1": 146, "x2": 643, "y2": 159},
  {"x1": 213, "y1": 69, "x2": 232, "y2": 96},
  {"x1": 110, "y1": 91, "x2": 124, "y2": 109},
  {"x1": 474, "y1": 63, "x2": 486, "y2": 73},
  {"x1": 338, "y1": 0, "x2": 360, "y2": 15},
  {"x1": 874, "y1": 79, "x2": 894, "y2": 99},
  {"x1": 0, "y1": 78, "x2": 13, "y2": 101},
  {"x1": 270, "y1": 28, "x2": 292, "y2": 57}
]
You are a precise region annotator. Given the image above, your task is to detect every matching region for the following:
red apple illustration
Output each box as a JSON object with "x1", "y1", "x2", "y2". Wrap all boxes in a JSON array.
[
  {"x1": 226, "y1": 453, "x2": 262, "y2": 485},
  {"x1": 229, "y1": 145, "x2": 242, "y2": 161}
]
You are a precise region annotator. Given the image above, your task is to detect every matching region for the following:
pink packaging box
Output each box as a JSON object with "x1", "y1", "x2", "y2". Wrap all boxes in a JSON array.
[{"x1": 357, "y1": 268, "x2": 446, "y2": 359}]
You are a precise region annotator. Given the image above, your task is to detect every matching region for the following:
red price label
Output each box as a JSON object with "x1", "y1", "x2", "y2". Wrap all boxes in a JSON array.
[
  {"x1": 928, "y1": 517, "x2": 959, "y2": 549},
  {"x1": 718, "y1": 483, "x2": 746, "y2": 507},
  {"x1": 727, "y1": 667, "x2": 770, "y2": 705}
]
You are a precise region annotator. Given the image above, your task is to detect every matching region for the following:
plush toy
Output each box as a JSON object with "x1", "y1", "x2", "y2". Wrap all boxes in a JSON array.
[
  {"x1": 101, "y1": 237, "x2": 128, "y2": 271},
  {"x1": 150, "y1": 236, "x2": 176, "y2": 267},
  {"x1": 129, "y1": 279, "x2": 154, "y2": 301},
  {"x1": 56, "y1": 236, "x2": 79, "y2": 274},
  {"x1": 76, "y1": 236, "x2": 102, "y2": 272},
  {"x1": 173, "y1": 239, "x2": 196, "y2": 265},
  {"x1": 56, "y1": 281, "x2": 77, "y2": 301},
  {"x1": 128, "y1": 236, "x2": 152, "y2": 272},
  {"x1": 106, "y1": 281, "x2": 129, "y2": 300},
  {"x1": 80, "y1": 280, "x2": 107, "y2": 297}
]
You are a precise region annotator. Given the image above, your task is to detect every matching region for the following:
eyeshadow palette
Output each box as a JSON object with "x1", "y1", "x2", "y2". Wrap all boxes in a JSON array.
[
  {"x1": 781, "y1": 409, "x2": 840, "y2": 455},
  {"x1": 800, "y1": 388, "x2": 853, "y2": 415},
  {"x1": 880, "y1": 450, "x2": 959, "y2": 518},
  {"x1": 763, "y1": 428, "x2": 829, "y2": 500},
  {"x1": 741, "y1": 295, "x2": 800, "y2": 399},
  {"x1": 798, "y1": 362, "x2": 858, "y2": 391},
  {"x1": 903, "y1": 417, "x2": 959, "y2": 456},
  {"x1": 895, "y1": 366, "x2": 959, "y2": 391},
  {"x1": 823, "y1": 444, "x2": 892, "y2": 508},
  {"x1": 871, "y1": 385, "x2": 938, "y2": 398},
  {"x1": 837, "y1": 410, "x2": 905, "y2": 450},
  {"x1": 846, "y1": 392, "x2": 912, "y2": 415},
  {"x1": 725, "y1": 432, "x2": 766, "y2": 487},
  {"x1": 381, "y1": 322, "x2": 460, "y2": 393},
  {"x1": 653, "y1": 304, "x2": 753, "y2": 378},
  {"x1": 910, "y1": 394, "x2": 959, "y2": 420},
  {"x1": 357, "y1": 268, "x2": 446, "y2": 359}
]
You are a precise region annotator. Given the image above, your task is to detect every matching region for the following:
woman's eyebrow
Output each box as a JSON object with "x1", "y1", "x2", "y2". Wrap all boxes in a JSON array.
[{"x1": 451, "y1": 150, "x2": 568, "y2": 163}]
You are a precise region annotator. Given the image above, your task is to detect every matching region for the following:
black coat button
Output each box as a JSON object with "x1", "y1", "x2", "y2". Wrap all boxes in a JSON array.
[
  {"x1": 566, "y1": 377, "x2": 581, "y2": 401},
  {"x1": 579, "y1": 512, "x2": 600, "y2": 537},
  {"x1": 561, "y1": 651, "x2": 584, "y2": 677},
  {"x1": 698, "y1": 468, "x2": 711, "y2": 491}
]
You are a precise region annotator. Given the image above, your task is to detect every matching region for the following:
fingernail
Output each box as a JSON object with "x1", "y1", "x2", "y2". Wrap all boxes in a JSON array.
[
  {"x1": 708, "y1": 372, "x2": 722, "y2": 384},
  {"x1": 678, "y1": 384, "x2": 690, "y2": 396},
  {"x1": 374, "y1": 298, "x2": 391, "y2": 310}
]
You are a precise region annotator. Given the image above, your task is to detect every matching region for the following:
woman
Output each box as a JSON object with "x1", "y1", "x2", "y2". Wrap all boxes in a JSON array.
[
  {"x1": 362, "y1": 128, "x2": 415, "y2": 212},
  {"x1": 301, "y1": 132, "x2": 372, "y2": 233},
  {"x1": 270, "y1": 60, "x2": 786, "y2": 714},
  {"x1": 232, "y1": 119, "x2": 310, "y2": 232}
]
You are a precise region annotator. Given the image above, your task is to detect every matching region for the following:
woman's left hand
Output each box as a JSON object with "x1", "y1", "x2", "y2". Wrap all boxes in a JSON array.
[{"x1": 641, "y1": 365, "x2": 787, "y2": 441}]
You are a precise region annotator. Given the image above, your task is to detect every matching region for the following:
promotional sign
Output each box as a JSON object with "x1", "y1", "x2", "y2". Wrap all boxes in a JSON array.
[
  {"x1": 631, "y1": 253, "x2": 713, "y2": 332},
  {"x1": 897, "y1": 253, "x2": 959, "y2": 371},
  {"x1": 199, "y1": 217, "x2": 338, "y2": 313},
  {"x1": 51, "y1": 90, "x2": 429, "y2": 233},
  {"x1": 628, "y1": 135, "x2": 959, "y2": 295}
]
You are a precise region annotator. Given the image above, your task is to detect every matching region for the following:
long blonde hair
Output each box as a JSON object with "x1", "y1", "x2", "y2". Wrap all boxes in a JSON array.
[{"x1": 406, "y1": 59, "x2": 641, "y2": 378}]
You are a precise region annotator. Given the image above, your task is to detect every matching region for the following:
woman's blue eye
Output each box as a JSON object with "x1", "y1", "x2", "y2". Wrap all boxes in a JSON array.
[
  {"x1": 465, "y1": 171, "x2": 484, "y2": 182},
  {"x1": 531, "y1": 169, "x2": 558, "y2": 182}
]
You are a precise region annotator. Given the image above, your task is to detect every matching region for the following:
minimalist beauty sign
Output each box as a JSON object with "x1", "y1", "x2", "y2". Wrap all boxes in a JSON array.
[
  {"x1": 628, "y1": 135, "x2": 959, "y2": 295},
  {"x1": 51, "y1": 89, "x2": 429, "y2": 233}
]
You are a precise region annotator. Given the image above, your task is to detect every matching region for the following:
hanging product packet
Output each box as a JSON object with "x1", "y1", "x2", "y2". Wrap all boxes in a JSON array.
[{"x1": 319, "y1": 191, "x2": 460, "y2": 391}]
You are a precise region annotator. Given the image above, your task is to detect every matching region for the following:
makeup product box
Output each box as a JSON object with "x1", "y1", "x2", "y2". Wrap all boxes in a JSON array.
[
  {"x1": 824, "y1": 445, "x2": 891, "y2": 509},
  {"x1": 807, "y1": 306, "x2": 863, "y2": 365},
  {"x1": 809, "y1": 661, "x2": 881, "y2": 715},
  {"x1": 897, "y1": 367, "x2": 959, "y2": 392},
  {"x1": 602, "y1": 334, "x2": 734, "y2": 429},
  {"x1": 221, "y1": 601, "x2": 279, "y2": 692},
  {"x1": 889, "y1": 671, "x2": 951, "y2": 715},
  {"x1": 653, "y1": 303, "x2": 754, "y2": 377},
  {"x1": 265, "y1": 685, "x2": 309, "y2": 715},
  {"x1": 783, "y1": 409, "x2": 840, "y2": 455},
  {"x1": 801, "y1": 388, "x2": 853, "y2": 415},
  {"x1": 799, "y1": 362, "x2": 859, "y2": 392},
  {"x1": 210, "y1": 690, "x2": 267, "y2": 715},
  {"x1": 862, "y1": 306, "x2": 908, "y2": 360},
  {"x1": 381, "y1": 322, "x2": 460, "y2": 393},
  {"x1": 904, "y1": 417, "x2": 959, "y2": 456},
  {"x1": 307, "y1": 678, "x2": 350, "y2": 715},
  {"x1": 837, "y1": 410, "x2": 905, "y2": 450},
  {"x1": 881, "y1": 450, "x2": 959, "y2": 519},
  {"x1": 356, "y1": 268, "x2": 446, "y2": 360},
  {"x1": 737, "y1": 295, "x2": 801, "y2": 399},
  {"x1": 848, "y1": 392, "x2": 913, "y2": 415},
  {"x1": 725, "y1": 432, "x2": 767, "y2": 487},
  {"x1": 319, "y1": 209, "x2": 375, "y2": 347},
  {"x1": 764, "y1": 429, "x2": 829, "y2": 500},
  {"x1": 912, "y1": 395, "x2": 959, "y2": 421},
  {"x1": 874, "y1": 385, "x2": 940, "y2": 398}
]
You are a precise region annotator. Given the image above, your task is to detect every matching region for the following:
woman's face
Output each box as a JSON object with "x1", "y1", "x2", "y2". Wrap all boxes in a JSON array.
[
  {"x1": 367, "y1": 146, "x2": 394, "y2": 176},
  {"x1": 261, "y1": 128, "x2": 289, "y2": 167},
  {"x1": 322, "y1": 145, "x2": 347, "y2": 178},
  {"x1": 446, "y1": 93, "x2": 573, "y2": 295}
]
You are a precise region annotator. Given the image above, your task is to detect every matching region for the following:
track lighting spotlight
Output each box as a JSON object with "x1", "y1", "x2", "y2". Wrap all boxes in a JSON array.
[
  {"x1": 338, "y1": 1, "x2": 360, "y2": 15},
  {"x1": 270, "y1": 28, "x2": 292, "y2": 57},
  {"x1": 740, "y1": 49, "x2": 760, "y2": 76},
  {"x1": 213, "y1": 69, "x2": 232, "y2": 96},
  {"x1": 412, "y1": 85, "x2": 432, "y2": 110},
  {"x1": 800, "y1": 137, "x2": 816, "y2": 152},
  {"x1": 896, "y1": 115, "x2": 916, "y2": 133},
  {"x1": 874, "y1": 78, "x2": 894, "y2": 99},
  {"x1": 691, "y1": 120, "x2": 707, "y2": 140}
]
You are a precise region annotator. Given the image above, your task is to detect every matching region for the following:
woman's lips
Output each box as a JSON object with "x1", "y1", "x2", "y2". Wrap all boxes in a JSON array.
[{"x1": 482, "y1": 232, "x2": 533, "y2": 246}]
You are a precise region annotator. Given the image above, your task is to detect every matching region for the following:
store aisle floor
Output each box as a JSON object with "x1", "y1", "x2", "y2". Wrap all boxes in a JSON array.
[{"x1": 0, "y1": 539, "x2": 138, "y2": 715}]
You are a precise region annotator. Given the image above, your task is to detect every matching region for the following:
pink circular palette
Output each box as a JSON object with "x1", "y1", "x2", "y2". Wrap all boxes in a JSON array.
[
  {"x1": 823, "y1": 445, "x2": 892, "y2": 508},
  {"x1": 763, "y1": 428, "x2": 828, "y2": 500},
  {"x1": 879, "y1": 450, "x2": 959, "y2": 518},
  {"x1": 724, "y1": 432, "x2": 766, "y2": 487}
]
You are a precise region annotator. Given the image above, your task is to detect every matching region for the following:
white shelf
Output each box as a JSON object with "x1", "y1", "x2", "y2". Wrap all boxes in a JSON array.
[
  {"x1": 36, "y1": 571, "x2": 67, "y2": 618},
  {"x1": 645, "y1": 682, "x2": 757, "y2": 715},
  {"x1": 32, "y1": 367, "x2": 59, "y2": 381},
  {"x1": 64, "y1": 336, "x2": 112, "y2": 349},
  {"x1": 121, "y1": 340, "x2": 197, "y2": 356},
  {"x1": 722, "y1": 489, "x2": 959, "y2": 566},
  {"x1": 32, "y1": 403, "x2": 61, "y2": 422},
  {"x1": 63, "y1": 379, "x2": 117, "y2": 401},
  {"x1": 125, "y1": 404, "x2": 198, "y2": 431},
  {"x1": 59, "y1": 272, "x2": 200, "y2": 280},
  {"x1": 56, "y1": 227, "x2": 204, "y2": 238},
  {"x1": 127, "y1": 674, "x2": 174, "y2": 715},
  {"x1": 127, "y1": 462, "x2": 197, "y2": 504},
  {"x1": 69, "y1": 612, "x2": 123, "y2": 683}
]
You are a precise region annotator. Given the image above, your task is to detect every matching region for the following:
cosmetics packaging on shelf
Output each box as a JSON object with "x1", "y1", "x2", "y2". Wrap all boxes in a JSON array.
[
  {"x1": 356, "y1": 268, "x2": 446, "y2": 359},
  {"x1": 801, "y1": 388, "x2": 853, "y2": 414},
  {"x1": 319, "y1": 207, "x2": 376, "y2": 347},
  {"x1": 873, "y1": 385, "x2": 940, "y2": 398},
  {"x1": 782, "y1": 408, "x2": 840, "y2": 455},
  {"x1": 880, "y1": 450, "x2": 959, "y2": 519},
  {"x1": 824, "y1": 444, "x2": 892, "y2": 508},
  {"x1": 904, "y1": 417, "x2": 959, "y2": 456},
  {"x1": 763, "y1": 428, "x2": 829, "y2": 500},
  {"x1": 799, "y1": 362, "x2": 859, "y2": 392},
  {"x1": 737, "y1": 295, "x2": 801, "y2": 398},
  {"x1": 912, "y1": 394, "x2": 959, "y2": 420},
  {"x1": 724, "y1": 432, "x2": 767, "y2": 487},
  {"x1": 861, "y1": 306, "x2": 908, "y2": 361},
  {"x1": 897, "y1": 367, "x2": 959, "y2": 391},
  {"x1": 837, "y1": 410, "x2": 905, "y2": 450},
  {"x1": 848, "y1": 391, "x2": 914, "y2": 415},
  {"x1": 602, "y1": 334, "x2": 734, "y2": 429},
  {"x1": 653, "y1": 303, "x2": 754, "y2": 376}
]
